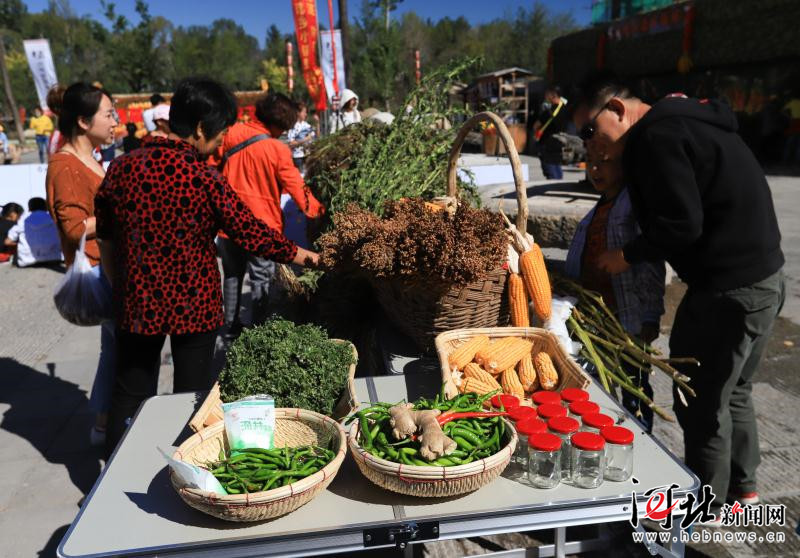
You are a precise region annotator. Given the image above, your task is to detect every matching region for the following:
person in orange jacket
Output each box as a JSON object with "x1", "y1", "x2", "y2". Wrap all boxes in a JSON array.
[{"x1": 216, "y1": 93, "x2": 325, "y2": 337}]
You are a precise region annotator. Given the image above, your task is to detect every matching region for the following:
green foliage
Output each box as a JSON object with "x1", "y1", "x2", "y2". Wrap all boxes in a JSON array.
[
  {"x1": 218, "y1": 318, "x2": 355, "y2": 417},
  {"x1": 305, "y1": 57, "x2": 479, "y2": 216}
]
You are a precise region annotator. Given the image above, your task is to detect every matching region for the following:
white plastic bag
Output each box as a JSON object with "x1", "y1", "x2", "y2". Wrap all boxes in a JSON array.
[
  {"x1": 543, "y1": 295, "x2": 583, "y2": 356},
  {"x1": 53, "y1": 232, "x2": 112, "y2": 326}
]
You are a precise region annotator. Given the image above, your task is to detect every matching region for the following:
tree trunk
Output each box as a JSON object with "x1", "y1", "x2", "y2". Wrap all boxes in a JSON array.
[
  {"x1": 0, "y1": 33, "x2": 27, "y2": 147},
  {"x1": 338, "y1": 0, "x2": 350, "y2": 87}
]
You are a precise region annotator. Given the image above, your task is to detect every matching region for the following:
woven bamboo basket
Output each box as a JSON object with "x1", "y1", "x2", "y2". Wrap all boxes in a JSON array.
[
  {"x1": 188, "y1": 340, "x2": 358, "y2": 433},
  {"x1": 435, "y1": 327, "x2": 592, "y2": 402},
  {"x1": 348, "y1": 417, "x2": 517, "y2": 498},
  {"x1": 171, "y1": 408, "x2": 347, "y2": 522},
  {"x1": 371, "y1": 111, "x2": 528, "y2": 352}
]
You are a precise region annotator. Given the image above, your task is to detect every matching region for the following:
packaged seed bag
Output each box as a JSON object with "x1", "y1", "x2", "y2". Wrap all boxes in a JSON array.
[{"x1": 222, "y1": 395, "x2": 276, "y2": 451}]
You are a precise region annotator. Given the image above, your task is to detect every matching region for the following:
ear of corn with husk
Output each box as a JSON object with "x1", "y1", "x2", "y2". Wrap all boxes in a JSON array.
[{"x1": 534, "y1": 351, "x2": 559, "y2": 391}]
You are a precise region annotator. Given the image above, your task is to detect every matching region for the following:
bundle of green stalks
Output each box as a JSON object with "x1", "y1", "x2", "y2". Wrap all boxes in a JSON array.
[{"x1": 553, "y1": 275, "x2": 697, "y2": 422}]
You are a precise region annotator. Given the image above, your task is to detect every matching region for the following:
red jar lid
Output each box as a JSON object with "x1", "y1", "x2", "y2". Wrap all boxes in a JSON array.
[
  {"x1": 490, "y1": 394, "x2": 520, "y2": 410},
  {"x1": 569, "y1": 400, "x2": 600, "y2": 417},
  {"x1": 602, "y1": 425, "x2": 635, "y2": 445},
  {"x1": 537, "y1": 403, "x2": 567, "y2": 420},
  {"x1": 571, "y1": 431, "x2": 606, "y2": 451},
  {"x1": 559, "y1": 388, "x2": 590, "y2": 404},
  {"x1": 508, "y1": 406, "x2": 537, "y2": 422},
  {"x1": 516, "y1": 417, "x2": 547, "y2": 436},
  {"x1": 528, "y1": 432, "x2": 563, "y2": 452},
  {"x1": 582, "y1": 412, "x2": 615, "y2": 430},
  {"x1": 548, "y1": 416, "x2": 580, "y2": 435},
  {"x1": 532, "y1": 391, "x2": 561, "y2": 406}
]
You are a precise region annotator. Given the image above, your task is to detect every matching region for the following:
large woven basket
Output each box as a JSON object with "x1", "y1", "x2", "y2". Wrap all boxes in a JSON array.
[
  {"x1": 371, "y1": 112, "x2": 528, "y2": 352},
  {"x1": 348, "y1": 417, "x2": 517, "y2": 498},
  {"x1": 189, "y1": 340, "x2": 358, "y2": 432},
  {"x1": 171, "y1": 408, "x2": 347, "y2": 522},
  {"x1": 435, "y1": 327, "x2": 592, "y2": 402}
]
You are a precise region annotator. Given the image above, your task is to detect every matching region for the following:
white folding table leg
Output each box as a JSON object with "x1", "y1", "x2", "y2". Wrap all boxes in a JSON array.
[{"x1": 554, "y1": 527, "x2": 566, "y2": 558}]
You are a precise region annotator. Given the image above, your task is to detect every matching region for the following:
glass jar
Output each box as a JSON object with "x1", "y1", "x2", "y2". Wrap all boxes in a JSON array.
[
  {"x1": 532, "y1": 391, "x2": 561, "y2": 408},
  {"x1": 536, "y1": 403, "x2": 567, "y2": 421},
  {"x1": 491, "y1": 394, "x2": 520, "y2": 411},
  {"x1": 559, "y1": 388, "x2": 590, "y2": 408},
  {"x1": 527, "y1": 432, "x2": 562, "y2": 489},
  {"x1": 570, "y1": 432, "x2": 606, "y2": 489},
  {"x1": 514, "y1": 418, "x2": 547, "y2": 466},
  {"x1": 602, "y1": 425, "x2": 634, "y2": 481},
  {"x1": 568, "y1": 400, "x2": 600, "y2": 421},
  {"x1": 507, "y1": 405, "x2": 537, "y2": 423},
  {"x1": 581, "y1": 412, "x2": 615, "y2": 434},
  {"x1": 547, "y1": 416, "x2": 580, "y2": 480}
]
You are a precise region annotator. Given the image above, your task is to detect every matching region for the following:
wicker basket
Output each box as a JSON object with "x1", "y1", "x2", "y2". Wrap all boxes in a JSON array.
[
  {"x1": 171, "y1": 408, "x2": 347, "y2": 522},
  {"x1": 435, "y1": 327, "x2": 592, "y2": 401},
  {"x1": 348, "y1": 418, "x2": 517, "y2": 498},
  {"x1": 188, "y1": 340, "x2": 358, "y2": 433},
  {"x1": 371, "y1": 111, "x2": 528, "y2": 352}
]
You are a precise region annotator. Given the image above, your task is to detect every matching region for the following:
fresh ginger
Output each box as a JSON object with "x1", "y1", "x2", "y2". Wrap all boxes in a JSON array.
[{"x1": 388, "y1": 404, "x2": 457, "y2": 461}]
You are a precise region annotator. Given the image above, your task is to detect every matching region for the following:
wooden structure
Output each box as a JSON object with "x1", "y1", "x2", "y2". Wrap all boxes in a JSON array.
[{"x1": 463, "y1": 67, "x2": 536, "y2": 125}]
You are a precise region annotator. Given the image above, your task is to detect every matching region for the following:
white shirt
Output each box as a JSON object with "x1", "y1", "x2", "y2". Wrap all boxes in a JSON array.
[
  {"x1": 287, "y1": 121, "x2": 314, "y2": 158},
  {"x1": 329, "y1": 109, "x2": 361, "y2": 133},
  {"x1": 7, "y1": 211, "x2": 63, "y2": 267},
  {"x1": 142, "y1": 107, "x2": 157, "y2": 132}
]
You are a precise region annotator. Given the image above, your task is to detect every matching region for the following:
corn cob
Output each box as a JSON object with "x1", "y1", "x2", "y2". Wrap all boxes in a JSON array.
[
  {"x1": 534, "y1": 351, "x2": 559, "y2": 390},
  {"x1": 462, "y1": 377, "x2": 500, "y2": 396},
  {"x1": 478, "y1": 337, "x2": 534, "y2": 375},
  {"x1": 508, "y1": 272, "x2": 530, "y2": 327},
  {"x1": 520, "y1": 244, "x2": 552, "y2": 321},
  {"x1": 501, "y1": 368, "x2": 525, "y2": 400},
  {"x1": 463, "y1": 363, "x2": 502, "y2": 391},
  {"x1": 474, "y1": 337, "x2": 516, "y2": 369},
  {"x1": 517, "y1": 353, "x2": 538, "y2": 392},
  {"x1": 448, "y1": 335, "x2": 490, "y2": 370}
]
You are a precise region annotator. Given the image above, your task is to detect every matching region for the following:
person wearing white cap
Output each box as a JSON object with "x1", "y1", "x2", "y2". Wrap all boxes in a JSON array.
[
  {"x1": 329, "y1": 88, "x2": 361, "y2": 133},
  {"x1": 149, "y1": 103, "x2": 171, "y2": 138}
]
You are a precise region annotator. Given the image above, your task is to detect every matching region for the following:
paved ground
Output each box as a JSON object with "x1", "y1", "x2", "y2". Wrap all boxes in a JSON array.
[{"x1": 0, "y1": 164, "x2": 797, "y2": 557}]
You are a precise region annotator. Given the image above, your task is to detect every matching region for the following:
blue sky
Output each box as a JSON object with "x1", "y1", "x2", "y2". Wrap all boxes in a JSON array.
[{"x1": 23, "y1": 0, "x2": 592, "y2": 46}]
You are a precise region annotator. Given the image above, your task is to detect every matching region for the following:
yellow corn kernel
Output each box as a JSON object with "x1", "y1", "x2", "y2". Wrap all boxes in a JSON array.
[
  {"x1": 462, "y1": 377, "x2": 498, "y2": 396},
  {"x1": 501, "y1": 368, "x2": 525, "y2": 400},
  {"x1": 517, "y1": 353, "x2": 538, "y2": 392},
  {"x1": 463, "y1": 363, "x2": 502, "y2": 391},
  {"x1": 508, "y1": 272, "x2": 530, "y2": 327},
  {"x1": 479, "y1": 337, "x2": 534, "y2": 375},
  {"x1": 448, "y1": 335, "x2": 490, "y2": 370},
  {"x1": 520, "y1": 245, "x2": 552, "y2": 321},
  {"x1": 534, "y1": 351, "x2": 559, "y2": 391}
]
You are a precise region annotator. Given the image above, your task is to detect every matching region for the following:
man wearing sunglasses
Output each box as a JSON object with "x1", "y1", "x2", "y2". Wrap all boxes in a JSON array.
[{"x1": 577, "y1": 76, "x2": 785, "y2": 518}]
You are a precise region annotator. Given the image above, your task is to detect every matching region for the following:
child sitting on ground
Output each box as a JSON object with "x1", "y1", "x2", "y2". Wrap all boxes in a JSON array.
[
  {"x1": 4, "y1": 197, "x2": 63, "y2": 267},
  {"x1": 565, "y1": 152, "x2": 665, "y2": 433}
]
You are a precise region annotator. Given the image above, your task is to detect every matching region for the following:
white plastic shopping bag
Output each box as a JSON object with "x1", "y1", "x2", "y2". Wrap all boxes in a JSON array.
[{"x1": 53, "y1": 232, "x2": 112, "y2": 326}]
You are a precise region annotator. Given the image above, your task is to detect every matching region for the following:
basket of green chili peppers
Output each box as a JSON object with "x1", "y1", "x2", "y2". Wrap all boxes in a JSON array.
[
  {"x1": 347, "y1": 386, "x2": 517, "y2": 497},
  {"x1": 170, "y1": 408, "x2": 347, "y2": 522}
]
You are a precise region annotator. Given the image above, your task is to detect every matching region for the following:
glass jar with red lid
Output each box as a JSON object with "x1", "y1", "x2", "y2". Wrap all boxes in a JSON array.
[
  {"x1": 568, "y1": 400, "x2": 600, "y2": 420},
  {"x1": 514, "y1": 418, "x2": 547, "y2": 465},
  {"x1": 527, "y1": 432, "x2": 562, "y2": 489},
  {"x1": 490, "y1": 394, "x2": 520, "y2": 410},
  {"x1": 507, "y1": 405, "x2": 537, "y2": 423},
  {"x1": 559, "y1": 387, "x2": 590, "y2": 408},
  {"x1": 581, "y1": 412, "x2": 615, "y2": 434},
  {"x1": 601, "y1": 425, "x2": 634, "y2": 481},
  {"x1": 537, "y1": 403, "x2": 567, "y2": 421},
  {"x1": 547, "y1": 416, "x2": 580, "y2": 479},
  {"x1": 570, "y1": 432, "x2": 606, "y2": 488},
  {"x1": 531, "y1": 391, "x2": 561, "y2": 408}
]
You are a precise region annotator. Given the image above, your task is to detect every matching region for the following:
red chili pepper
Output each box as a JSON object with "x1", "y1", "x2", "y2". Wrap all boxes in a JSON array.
[{"x1": 436, "y1": 411, "x2": 508, "y2": 426}]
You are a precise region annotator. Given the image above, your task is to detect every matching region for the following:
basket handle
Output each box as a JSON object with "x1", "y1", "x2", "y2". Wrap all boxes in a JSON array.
[{"x1": 446, "y1": 111, "x2": 528, "y2": 234}]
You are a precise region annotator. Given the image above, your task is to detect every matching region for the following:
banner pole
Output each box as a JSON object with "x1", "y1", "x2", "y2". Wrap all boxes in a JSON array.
[{"x1": 0, "y1": 33, "x2": 26, "y2": 147}]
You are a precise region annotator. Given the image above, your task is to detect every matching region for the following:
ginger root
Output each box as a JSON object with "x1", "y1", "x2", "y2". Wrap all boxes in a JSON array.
[{"x1": 389, "y1": 404, "x2": 457, "y2": 461}]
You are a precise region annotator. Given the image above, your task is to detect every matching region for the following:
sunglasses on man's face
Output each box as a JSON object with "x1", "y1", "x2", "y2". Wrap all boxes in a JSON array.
[{"x1": 579, "y1": 104, "x2": 610, "y2": 141}]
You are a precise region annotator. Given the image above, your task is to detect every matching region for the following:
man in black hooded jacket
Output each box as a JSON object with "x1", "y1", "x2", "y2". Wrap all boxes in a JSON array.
[{"x1": 579, "y1": 78, "x2": 785, "y2": 517}]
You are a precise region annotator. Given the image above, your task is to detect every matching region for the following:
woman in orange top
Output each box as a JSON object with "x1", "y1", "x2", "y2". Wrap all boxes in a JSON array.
[
  {"x1": 46, "y1": 82, "x2": 118, "y2": 446},
  {"x1": 216, "y1": 93, "x2": 325, "y2": 334}
]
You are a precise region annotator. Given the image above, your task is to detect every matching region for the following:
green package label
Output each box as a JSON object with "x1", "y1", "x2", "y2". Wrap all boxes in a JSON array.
[{"x1": 222, "y1": 399, "x2": 276, "y2": 451}]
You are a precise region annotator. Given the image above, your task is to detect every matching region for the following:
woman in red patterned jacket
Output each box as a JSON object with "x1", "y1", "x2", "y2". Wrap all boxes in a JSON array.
[{"x1": 95, "y1": 77, "x2": 319, "y2": 454}]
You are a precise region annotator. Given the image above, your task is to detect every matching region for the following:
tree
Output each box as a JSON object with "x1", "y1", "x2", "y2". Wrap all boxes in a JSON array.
[{"x1": 0, "y1": 0, "x2": 27, "y2": 32}]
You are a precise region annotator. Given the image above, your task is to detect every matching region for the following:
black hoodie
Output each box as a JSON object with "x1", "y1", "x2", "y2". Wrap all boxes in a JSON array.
[{"x1": 621, "y1": 97, "x2": 783, "y2": 291}]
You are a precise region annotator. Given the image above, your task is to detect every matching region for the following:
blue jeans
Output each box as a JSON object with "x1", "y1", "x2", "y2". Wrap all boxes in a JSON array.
[
  {"x1": 35, "y1": 135, "x2": 49, "y2": 163},
  {"x1": 87, "y1": 265, "x2": 116, "y2": 414},
  {"x1": 541, "y1": 161, "x2": 563, "y2": 179}
]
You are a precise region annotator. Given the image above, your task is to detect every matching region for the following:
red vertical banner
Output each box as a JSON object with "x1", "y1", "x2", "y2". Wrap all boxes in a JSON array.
[{"x1": 291, "y1": 0, "x2": 327, "y2": 110}]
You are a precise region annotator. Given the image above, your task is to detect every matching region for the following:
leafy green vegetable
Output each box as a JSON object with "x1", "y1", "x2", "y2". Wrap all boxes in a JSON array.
[{"x1": 218, "y1": 318, "x2": 355, "y2": 416}]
